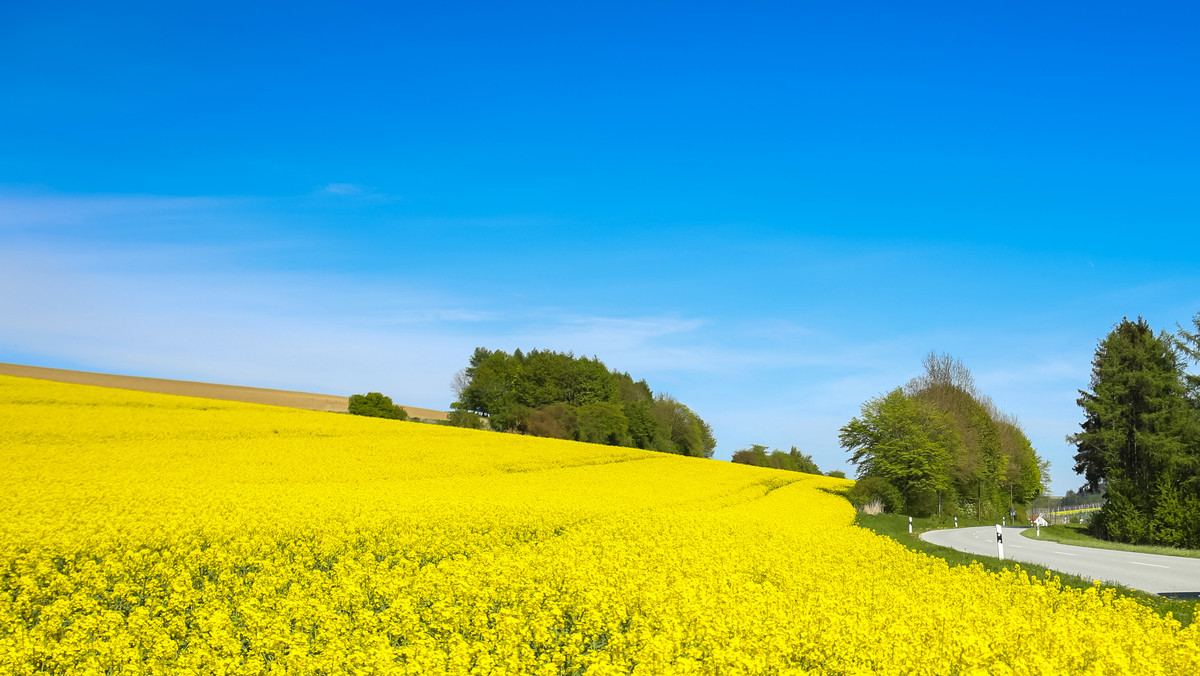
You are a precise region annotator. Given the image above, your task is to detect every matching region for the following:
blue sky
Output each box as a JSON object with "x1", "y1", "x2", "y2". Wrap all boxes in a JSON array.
[{"x1": 2, "y1": 1, "x2": 1198, "y2": 492}]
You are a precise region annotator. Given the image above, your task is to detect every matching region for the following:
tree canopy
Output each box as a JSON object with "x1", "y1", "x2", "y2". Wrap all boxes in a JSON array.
[
  {"x1": 451, "y1": 348, "x2": 716, "y2": 458},
  {"x1": 1177, "y1": 310, "x2": 1200, "y2": 405},
  {"x1": 347, "y1": 392, "x2": 408, "y2": 421},
  {"x1": 1070, "y1": 317, "x2": 1200, "y2": 547},
  {"x1": 840, "y1": 353, "x2": 1046, "y2": 518},
  {"x1": 731, "y1": 444, "x2": 822, "y2": 474},
  {"x1": 839, "y1": 388, "x2": 953, "y2": 514}
]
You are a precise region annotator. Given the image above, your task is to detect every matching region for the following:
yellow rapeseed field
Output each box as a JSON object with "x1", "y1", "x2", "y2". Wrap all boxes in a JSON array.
[{"x1": 2, "y1": 375, "x2": 1197, "y2": 675}]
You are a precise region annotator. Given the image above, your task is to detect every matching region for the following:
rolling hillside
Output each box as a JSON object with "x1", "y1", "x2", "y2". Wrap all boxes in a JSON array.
[
  {"x1": 0, "y1": 362, "x2": 449, "y2": 420},
  {"x1": 2, "y1": 374, "x2": 1197, "y2": 674}
]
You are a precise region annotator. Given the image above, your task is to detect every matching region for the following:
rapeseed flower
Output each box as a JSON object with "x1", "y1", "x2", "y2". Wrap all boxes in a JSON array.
[{"x1": 1, "y1": 375, "x2": 1197, "y2": 674}]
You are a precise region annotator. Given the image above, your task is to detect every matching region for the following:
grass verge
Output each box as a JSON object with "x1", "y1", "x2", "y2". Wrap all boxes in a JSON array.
[
  {"x1": 854, "y1": 513, "x2": 1197, "y2": 628},
  {"x1": 1020, "y1": 524, "x2": 1200, "y2": 560}
]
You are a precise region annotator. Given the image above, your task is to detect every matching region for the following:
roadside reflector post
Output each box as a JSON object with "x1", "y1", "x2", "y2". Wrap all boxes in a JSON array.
[
  {"x1": 908, "y1": 516, "x2": 913, "y2": 534},
  {"x1": 1036, "y1": 522, "x2": 1040, "y2": 537},
  {"x1": 1003, "y1": 517, "x2": 1006, "y2": 527},
  {"x1": 954, "y1": 516, "x2": 958, "y2": 528},
  {"x1": 996, "y1": 524, "x2": 1004, "y2": 560}
]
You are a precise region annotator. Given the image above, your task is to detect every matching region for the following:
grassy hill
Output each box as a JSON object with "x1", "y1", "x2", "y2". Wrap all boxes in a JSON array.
[{"x1": 2, "y1": 374, "x2": 1197, "y2": 674}]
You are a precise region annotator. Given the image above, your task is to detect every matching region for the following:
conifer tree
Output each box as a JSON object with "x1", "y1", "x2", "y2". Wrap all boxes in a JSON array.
[
  {"x1": 1176, "y1": 310, "x2": 1200, "y2": 403},
  {"x1": 1070, "y1": 317, "x2": 1198, "y2": 545}
]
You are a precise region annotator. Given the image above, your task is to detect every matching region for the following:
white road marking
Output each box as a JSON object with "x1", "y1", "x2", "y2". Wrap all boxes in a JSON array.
[
  {"x1": 1054, "y1": 552, "x2": 1076, "y2": 556},
  {"x1": 1130, "y1": 562, "x2": 1169, "y2": 569}
]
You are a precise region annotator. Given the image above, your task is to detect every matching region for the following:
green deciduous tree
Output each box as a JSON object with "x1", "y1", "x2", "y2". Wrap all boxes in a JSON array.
[
  {"x1": 575, "y1": 402, "x2": 632, "y2": 446},
  {"x1": 839, "y1": 388, "x2": 953, "y2": 515},
  {"x1": 348, "y1": 392, "x2": 408, "y2": 420},
  {"x1": 651, "y1": 395, "x2": 716, "y2": 458},
  {"x1": 729, "y1": 444, "x2": 822, "y2": 475},
  {"x1": 447, "y1": 409, "x2": 485, "y2": 429},
  {"x1": 905, "y1": 352, "x2": 1044, "y2": 519},
  {"x1": 731, "y1": 444, "x2": 770, "y2": 467},
  {"x1": 841, "y1": 353, "x2": 1047, "y2": 519},
  {"x1": 845, "y1": 476, "x2": 902, "y2": 513},
  {"x1": 527, "y1": 403, "x2": 576, "y2": 439},
  {"x1": 788, "y1": 446, "x2": 821, "y2": 474},
  {"x1": 449, "y1": 347, "x2": 716, "y2": 457}
]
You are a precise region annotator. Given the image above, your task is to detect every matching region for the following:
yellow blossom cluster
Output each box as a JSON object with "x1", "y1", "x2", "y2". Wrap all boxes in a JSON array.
[{"x1": 1, "y1": 375, "x2": 1197, "y2": 674}]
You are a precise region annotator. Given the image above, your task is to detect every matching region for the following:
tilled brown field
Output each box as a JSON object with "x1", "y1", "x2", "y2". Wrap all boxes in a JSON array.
[{"x1": 0, "y1": 363, "x2": 448, "y2": 420}]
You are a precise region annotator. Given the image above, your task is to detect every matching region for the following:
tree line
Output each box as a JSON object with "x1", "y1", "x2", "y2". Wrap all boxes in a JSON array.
[
  {"x1": 1070, "y1": 314, "x2": 1200, "y2": 548},
  {"x1": 731, "y1": 444, "x2": 832, "y2": 475},
  {"x1": 838, "y1": 353, "x2": 1047, "y2": 519},
  {"x1": 450, "y1": 348, "x2": 716, "y2": 458}
]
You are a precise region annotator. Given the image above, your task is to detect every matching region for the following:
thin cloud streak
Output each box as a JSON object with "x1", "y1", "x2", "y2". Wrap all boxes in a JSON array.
[
  {"x1": 322, "y1": 183, "x2": 366, "y2": 195},
  {"x1": 0, "y1": 190, "x2": 232, "y2": 230},
  {"x1": 2, "y1": 187, "x2": 1190, "y2": 495},
  {"x1": 0, "y1": 235, "x2": 1114, "y2": 493}
]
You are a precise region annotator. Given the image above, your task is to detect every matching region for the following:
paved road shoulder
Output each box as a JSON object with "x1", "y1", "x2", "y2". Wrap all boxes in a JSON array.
[{"x1": 920, "y1": 526, "x2": 1200, "y2": 595}]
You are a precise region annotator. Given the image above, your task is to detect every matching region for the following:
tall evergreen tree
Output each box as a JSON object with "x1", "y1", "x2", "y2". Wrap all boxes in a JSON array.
[
  {"x1": 1069, "y1": 317, "x2": 1198, "y2": 545},
  {"x1": 1176, "y1": 310, "x2": 1200, "y2": 404}
]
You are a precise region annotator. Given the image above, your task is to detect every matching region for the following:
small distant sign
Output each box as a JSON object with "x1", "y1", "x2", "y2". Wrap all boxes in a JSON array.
[{"x1": 1034, "y1": 515, "x2": 1048, "y2": 527}]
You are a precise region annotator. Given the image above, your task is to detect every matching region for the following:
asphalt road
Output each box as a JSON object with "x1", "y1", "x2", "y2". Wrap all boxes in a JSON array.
[{"x1": 920, "y1": 526, "x2": 1200, "y2": 595}]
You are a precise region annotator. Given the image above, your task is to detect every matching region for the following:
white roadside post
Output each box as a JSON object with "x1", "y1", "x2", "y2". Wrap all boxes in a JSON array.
[
  {"x1": 996, "y1": 524, "x2": 1004, "y2": 560},
  {"x1": 954, "y1": 516, "x2": 958, "y2": 528},
  {"x1": 1003, "y1": 517, "x2": 1006, "y2": 527},
  {"x1": 908, "y1": 516, "x2": 913, "y2": 534},
  {"x1": 1034, "y1": 514, "x2": 1047, "y2": 537}
]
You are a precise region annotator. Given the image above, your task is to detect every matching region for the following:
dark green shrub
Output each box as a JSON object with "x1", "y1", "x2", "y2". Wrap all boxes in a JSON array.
[
  {"x1": 575, "y1": 402, "x2": 631, "y2": 446},
  {"x1": 348, "y1": 392, "x2": 408, "y2": 420},
  {"x1": 905, "y1": 489, "x2": 940, "y2": 518},
  {"x1": 847, "y1": 476, "x2": 902, "y2": 513},
  {"x1": 1151, "y1": 480, "x2": 1200, "y2": 548},
  {"x1": 488, "y1": 404, "x2": 530, "y2": 433},
  {"x1": 731, "y1": 445, "x2": 770, "y2": 467},
  {"x1": 768, "y1": 450, "x2": 798, "y2": 472},
  {"x1": 787, "y1": 447, "x2": 821, "y2": 474},
  {"x1": 447, "y1": 410, "x2": 485, "y2": 430},
  {"x1": 622, "y1": 400, "x2": 658, "y2": 450},
  {"x1": 527, "y1": 404, "x2": 576, "y2": 439},
  {"x1": 1093, "y1": 485, "x2": 1151, "y2": 544}
]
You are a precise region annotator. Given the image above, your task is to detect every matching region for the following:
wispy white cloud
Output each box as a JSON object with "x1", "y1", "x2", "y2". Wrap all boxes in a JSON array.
[
  {"x1": 0, "y1": 244, "x2": 717, "y2": 412},
  {"x1": 0, "y1": 228, "x2": 1102, "y2": 494},
  {"x1": 4, "y1": 186, "x2": 1176, "y2": 497},
  {"x1": 321, "y1": 183, "x2": 366, "y2": 196},
  {"x1": 0, "y1": 244, "x2": 487, "y2": 405},
  {"x1": 0, "y1": 190, "x2": 232, "y2": 231}
]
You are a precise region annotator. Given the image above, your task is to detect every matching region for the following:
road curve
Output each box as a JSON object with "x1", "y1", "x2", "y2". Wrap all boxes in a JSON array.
[{"x1": 920, "y1": 526, "x2": 1200, "y2": 595}]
